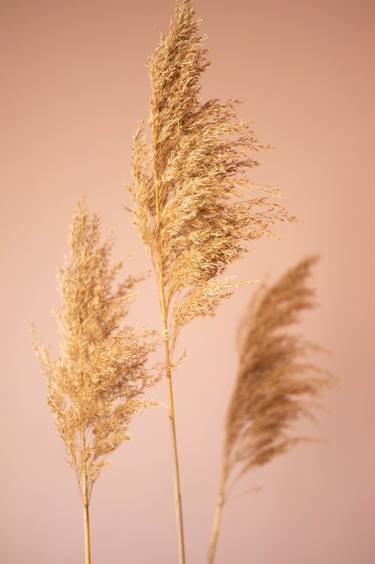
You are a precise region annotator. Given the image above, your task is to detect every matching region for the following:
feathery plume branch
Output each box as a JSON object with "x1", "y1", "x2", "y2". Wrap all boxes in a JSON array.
[
  {"x1": 32, "y1": 198, "x2": 158, "y2": 564},
  {"x1": 127, "y1": 1, "x2": 295, "y2": 561},
  {"x1": 207, "y1": 256, "x2": 335, "y2": 563}
]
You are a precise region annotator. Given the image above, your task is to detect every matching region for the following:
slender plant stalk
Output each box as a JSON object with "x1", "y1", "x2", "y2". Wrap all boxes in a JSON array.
[
  {"x1": 155, "y1": 176, "x2": 186, "y2": 562},
  {"x1": 160, "y1": 298, "x2": 186, "y2": 564},
  {"x1": 207, "y1": 467, "x2": 228, "y2": 564},
  {"x1": 81, "y1": 431, "x2": 92, "y2": 564},
  {"x1": 82, "y1": 486, "x2": 91, "y2": 564}
]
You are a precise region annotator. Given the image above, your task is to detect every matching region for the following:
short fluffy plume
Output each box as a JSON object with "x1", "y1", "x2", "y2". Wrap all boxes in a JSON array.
[
  {"x1": 223, "y1": 256, "x2": 333, "y2": 484},
  {"x1": 32, "y1": 198, "x2": 158, "y2": 503},
  {"x1": 128, "y1": 0, "x2": 296, "y2": 348}
]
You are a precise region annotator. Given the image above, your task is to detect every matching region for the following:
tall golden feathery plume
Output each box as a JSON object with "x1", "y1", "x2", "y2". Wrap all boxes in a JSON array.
[
  {"x1": 32, "y1": 198, "x2": 157, "y2": 564},
  {"x1": 127, "y1": 1, "x2": 295, "y2": 561},
  {"x1": 207, "y1": 256, "x2": 335, "y2": 563}
]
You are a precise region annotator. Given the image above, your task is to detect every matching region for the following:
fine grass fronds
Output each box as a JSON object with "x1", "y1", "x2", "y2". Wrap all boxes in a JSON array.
[
  {"x1": 32, "y1": 198, "x2": 158, "y2": 564},
  {"x1": 127, "y1": 1, "x2": 295, "y2": 562},
  {"x1": 130, "y1": 0, "x2": 295, "y2": 343},
  {"x1": 208, "y1": 256, "x2": 334, "y2": 563}
]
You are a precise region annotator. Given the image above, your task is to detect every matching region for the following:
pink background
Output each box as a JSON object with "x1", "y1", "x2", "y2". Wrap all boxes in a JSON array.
[{"x1": 1, "y1": 0, "x2": 374, "y2": 562}]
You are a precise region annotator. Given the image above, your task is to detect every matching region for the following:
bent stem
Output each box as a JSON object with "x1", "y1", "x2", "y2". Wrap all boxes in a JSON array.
[{"x1": 208, "y1": 466, "x2": 228, "y2": 564}]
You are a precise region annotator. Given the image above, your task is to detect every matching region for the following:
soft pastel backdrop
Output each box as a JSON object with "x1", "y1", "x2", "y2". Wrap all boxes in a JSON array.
[{"x1": 1, "y1": 0, "x2": 374, "y2": 562}]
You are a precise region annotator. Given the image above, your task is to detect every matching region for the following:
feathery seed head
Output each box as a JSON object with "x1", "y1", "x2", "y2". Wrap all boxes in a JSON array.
[
  {"x1": 32, "y1": 198, "x2": 158, "y2": 501},
  {"x1": 128, "y1": 0, "x2": 296, "y2": 348},
  {"x1": 223, "y1": 256, "x2": 334, "y2": 487}
]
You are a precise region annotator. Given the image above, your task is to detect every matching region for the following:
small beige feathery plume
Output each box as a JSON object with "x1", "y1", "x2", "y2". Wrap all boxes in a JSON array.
[
  {"x1": 32, "y1": 198, "x2": 157, "y2": 564},
  {"x1": 127, "y1": 1, "x2": 295, "y2": 561},
  {"x1": 208, "y1": 256, "x2": 334, "y2": 563}
]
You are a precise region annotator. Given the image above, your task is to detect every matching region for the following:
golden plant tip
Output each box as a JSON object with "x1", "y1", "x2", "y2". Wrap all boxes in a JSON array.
[
  {"x1": 32, "y1": 198, "x2": 158, "y2": 503},
  {"x1": 125, "y1": 1, "x2": 300, "y2": 563},
  {"x1": 127, "y1": 0, "x2": 295, "y2": 351}
]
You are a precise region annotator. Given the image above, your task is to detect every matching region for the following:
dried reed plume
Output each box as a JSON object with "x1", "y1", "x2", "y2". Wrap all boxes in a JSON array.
[
  {"x1": 208, "y1": 256, "x2": 334, "y2": 563},
  {"x1": 127, "y1": 1, "x2": 295, "y2": 561},
  {"x1": 32, "y1": 198, "x2": 157, "y2": 564}
]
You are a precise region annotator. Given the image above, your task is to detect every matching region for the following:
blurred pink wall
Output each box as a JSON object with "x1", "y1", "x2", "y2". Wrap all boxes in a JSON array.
[{"x1": 1, "y1": 0, "x2": 374, "y2": 563}]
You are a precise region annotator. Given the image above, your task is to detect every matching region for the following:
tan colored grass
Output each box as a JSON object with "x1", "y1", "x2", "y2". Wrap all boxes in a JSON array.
[
  {"x1": 127, "y1": 2, "x2": 296, "y2": 562},
  {"x1": 32, "y1": 198, "x2": 157, "y2": 564},
  {"x1": 130, "y1": 0, "x2": 295, "y2": 341},
  {"x1": 208, "y1": 256, "x2": 335, "y2": 563}
]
